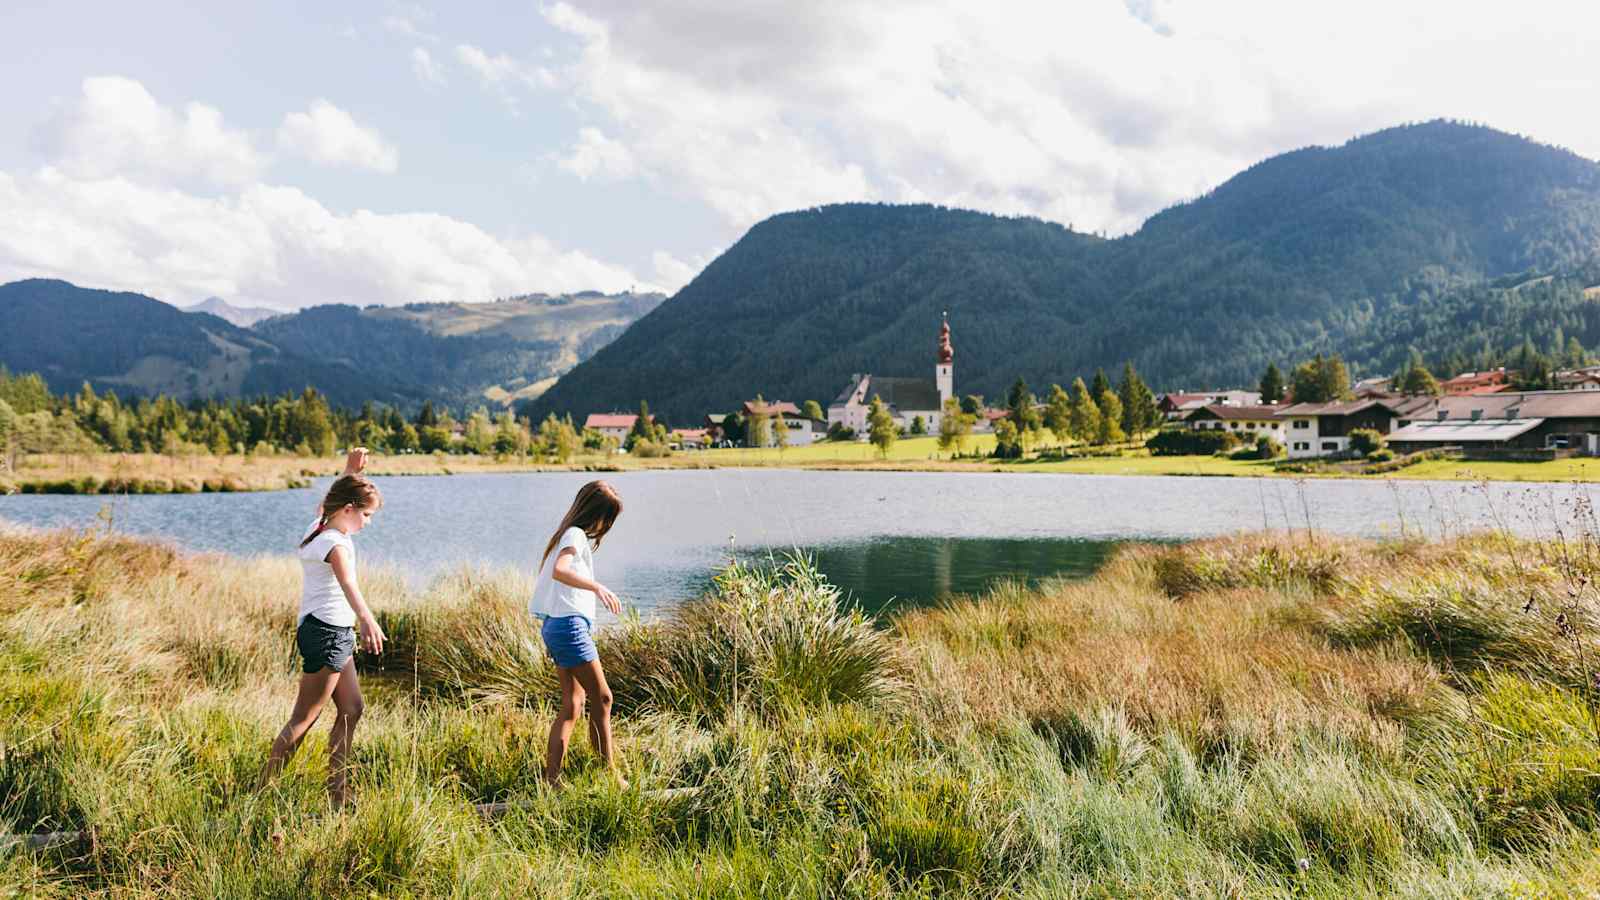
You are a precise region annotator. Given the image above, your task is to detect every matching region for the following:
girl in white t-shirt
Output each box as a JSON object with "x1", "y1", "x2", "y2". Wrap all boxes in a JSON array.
[
  {"x1": 258, "y1": 459, "x2": 386, "y2": 810},
  {"x1": 530, "y1": 480, "x2": 625, "y2": 784}
]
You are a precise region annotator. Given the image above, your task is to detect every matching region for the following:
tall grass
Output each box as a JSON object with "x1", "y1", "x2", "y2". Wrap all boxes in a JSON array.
[{"x1": 7, "y1": 521, "x2": 1600, "y2": 895}]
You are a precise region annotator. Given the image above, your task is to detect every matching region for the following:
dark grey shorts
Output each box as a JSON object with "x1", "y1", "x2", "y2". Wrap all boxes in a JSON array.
[{"x1": 296, "y1": 614, "x2": 356, "y2": 674}]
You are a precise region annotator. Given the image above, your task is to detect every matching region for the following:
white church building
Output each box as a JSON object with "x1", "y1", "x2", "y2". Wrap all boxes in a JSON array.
[{"x1": 828, "y1": 316, "x2": 954, "y2": 434}]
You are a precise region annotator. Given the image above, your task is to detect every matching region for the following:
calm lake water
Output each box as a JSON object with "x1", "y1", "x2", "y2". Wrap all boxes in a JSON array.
[{"x1": 4, "y1": 470, "x2": 1597, "y2": 617}]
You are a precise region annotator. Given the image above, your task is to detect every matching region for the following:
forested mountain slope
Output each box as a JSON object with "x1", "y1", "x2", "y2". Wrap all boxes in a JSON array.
[{"x1": 532, "y1": 121, "x2": 1600, "y2": 420}]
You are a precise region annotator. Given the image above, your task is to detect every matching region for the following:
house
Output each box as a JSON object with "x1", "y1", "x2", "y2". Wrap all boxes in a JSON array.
[
  {"x1": 1440, "y1": 368, "x2": 1512, "y2": 395},
  {"x1": 974, "y1": 408, "x2": 1010, "y2": 434},
  {"x1": 1352, "y1": 376, "x2": 1395, "y2": 399},
  {"x1": 669, "y1": 428, "x2": 709, "y2": 450},
  {"x1": 584, "y1": 413, "x2": 645, "y2": 443},
  {"x1": 1387, "y1": 391, "x2": 1600, "y2": 456},
  {"x1": 1554, "y1": 367, "x2": 1600, "y2": 391},
  {"x1": 1158, "y1": 390, "x2": 1263, "y2": 421},
  {"x1": 1185, "y1": 404, "x2": 1288, "y2": 441},
  {"x1": 743, "y1": 400, "x2": 825, "y2": 447},
  {"x1": 1276, "y1": 397, "x2": 1433, "y2": 459},
  {"x1": 828, "y1": 316, "x2": 954, "y2": 434},
  {"x1": 703, "y1": 413, "x2": 728, "y2": 443}
]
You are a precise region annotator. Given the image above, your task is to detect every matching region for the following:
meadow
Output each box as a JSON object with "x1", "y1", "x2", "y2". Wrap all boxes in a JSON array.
[
  {"x1": 10, "y1": 435, "x2": 1600, "y2": 497},
  {"x1": 6, "y1": 513, "x2": 1600, "y2": 896}
]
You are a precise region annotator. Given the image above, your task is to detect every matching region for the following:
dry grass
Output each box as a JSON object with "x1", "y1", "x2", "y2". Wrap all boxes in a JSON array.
[{"x1": 7, "y1": 522, "x2": 1600, "y2": 895}]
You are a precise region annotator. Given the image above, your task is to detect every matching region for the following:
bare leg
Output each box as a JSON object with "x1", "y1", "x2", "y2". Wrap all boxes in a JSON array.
[
  {"x1": 327, "y1": 659, "x2": 364, "y2": 810},
  {"x1": 568, "y1": 659, "x2": 620, "y2": 782},
  {"x1": 259, "y1": 669, "x2": 341, "y2": 788},
  {"x1": 545, "y1": 667, "x2": 585, "y2": 784}
]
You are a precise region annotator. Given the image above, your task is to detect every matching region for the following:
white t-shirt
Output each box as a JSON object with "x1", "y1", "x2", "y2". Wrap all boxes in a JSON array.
[
  {"x1": 298, "y1": 520, "x2": 356, "y2": 627},
  {"x1": 529, "y1": 526, "x2": 597, "y2": 623}
]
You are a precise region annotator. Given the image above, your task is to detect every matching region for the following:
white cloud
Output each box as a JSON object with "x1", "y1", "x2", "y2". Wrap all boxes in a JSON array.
[
  {"x1": 41, "y1": 76, "x2": 266, "y2": 188},
  {"x1": 277, "y1": 100, "x2": 399, "y2": 173},
  {"x1": 0, "y1": 167, "x2": 655, "y2": 308},
  {"x1": 535, "y1": 0, "x2": 1600, "y2": 237},
  {"x1": 411, "y1": 47, "x2": 446, "y2": 88},
  {"x1": 455, "y1": 43, "x2": 556, "y2": 111},
  {"x1": 383, "y1": 15, "x2": 437, "y2": 43},
  {"x1": 558, "y1": 127, "x2": 636, "y2": 181},
  {"x1": 650, "y1": 248, "x2": 714, "y2": 292}
]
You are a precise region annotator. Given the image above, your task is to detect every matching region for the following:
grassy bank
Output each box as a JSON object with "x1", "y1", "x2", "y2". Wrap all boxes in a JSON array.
[
  {"x1": 7, "y1": 523, "x2": 1600, "y2": 896},
  {"x1": 7, "y1": 439, "x2": 1600, "y2": 496}
]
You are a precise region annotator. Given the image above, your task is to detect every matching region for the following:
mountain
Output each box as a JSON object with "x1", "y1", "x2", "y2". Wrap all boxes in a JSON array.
[
  {"x1": 182, "y1": 296, "x2": 281, "y2": 328},
  {"x1": 254, "y1": 291, "x2": 665, "y2": 408},
  {"x1": 0, "y1": 279, "x2": 409, "y2": 407},
  {"x1": 0, "y1": 279, "x2": 664, "y2": 411},
  {"x1": 530, "y1": 121, "x2": 1600, "y2": 422}
]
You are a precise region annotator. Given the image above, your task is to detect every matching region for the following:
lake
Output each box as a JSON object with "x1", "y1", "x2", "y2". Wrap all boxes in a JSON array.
[{"x1": 4, "y1": 469, "x2": 1596, "y2": 617}]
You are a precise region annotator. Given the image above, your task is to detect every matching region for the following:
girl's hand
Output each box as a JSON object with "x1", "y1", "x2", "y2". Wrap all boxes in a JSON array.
[
  {"x1": 342, "y1": 447, "x2": 369, "y2": 477},
  {"x1": 597, "y1": 584, "x2": 622, "y2": 615},
  {"x1": 359, "y1": 614, "x2": 386, "y2": 654}
]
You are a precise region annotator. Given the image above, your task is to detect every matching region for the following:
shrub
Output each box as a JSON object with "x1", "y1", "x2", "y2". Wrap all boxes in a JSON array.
[
  {"x1": 1147, "y1": 429, "x2": 1239, "y2": 456},
  {"x1": 629, "y1": 438, "x2": 673, "y2": 458},
  {"x1": 1348, "y1": 428, "x2": 1386, "y2": 456}
]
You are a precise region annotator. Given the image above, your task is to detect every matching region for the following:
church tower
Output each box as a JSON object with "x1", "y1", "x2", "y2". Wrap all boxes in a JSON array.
[{"x1": 936, "y1": 313, "x2": 953, "y2": 407}]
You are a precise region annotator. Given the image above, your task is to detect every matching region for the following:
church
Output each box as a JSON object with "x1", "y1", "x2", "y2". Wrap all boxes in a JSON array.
[{"x1": 827, "y1": 316, "x2": 954, "y2": 434}]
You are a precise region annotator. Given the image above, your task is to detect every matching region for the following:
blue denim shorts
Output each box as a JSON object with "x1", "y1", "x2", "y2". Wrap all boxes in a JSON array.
[{"x1": 540, "y1": 615, "x2": 598, "y2": 669}]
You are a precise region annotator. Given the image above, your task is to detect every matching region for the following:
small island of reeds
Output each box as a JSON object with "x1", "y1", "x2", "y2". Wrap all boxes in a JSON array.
[{"x1": 4, "y1": 524, "x2": 1600, "y2": 896}]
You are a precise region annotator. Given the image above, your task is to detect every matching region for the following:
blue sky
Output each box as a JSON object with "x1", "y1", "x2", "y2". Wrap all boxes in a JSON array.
[{"x1": 2, "y1": 1, "x2": 1596, "y2": 310}]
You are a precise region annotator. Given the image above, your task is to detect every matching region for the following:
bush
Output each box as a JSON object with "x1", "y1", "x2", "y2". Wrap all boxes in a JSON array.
[
  {"x1": 629, "y1": 438, "x2": 673, "y2": 458},
  {"x1": 1147, "y1": 429, "x2": 1239, "y2": 456},
  {"x1": 1348, "y1": 428, "x2": 1386, "y2": 456},
  {"x1": 1365, "y1": 448, "x2": 1395, "y2": 463},
  {"x1": 826, "y1": 421, "x2": 856, "y2": 441}
]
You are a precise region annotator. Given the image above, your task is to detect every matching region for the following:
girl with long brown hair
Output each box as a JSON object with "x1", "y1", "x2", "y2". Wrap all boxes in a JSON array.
[
  {"x1": 528, "y1": 479, "x2": 625, "y2": 784},
  {"x1": 259, "y1": 449, "x2": 386, "y2": 809}
]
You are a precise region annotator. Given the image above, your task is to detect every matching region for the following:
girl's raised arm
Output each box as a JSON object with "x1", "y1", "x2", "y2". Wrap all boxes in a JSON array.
[
  {"x1": 328, "y1": 544, "x2": 385, "y2": 654},
  {"x1": 553, "y1": 547, "x2": 622, "y2": 614}
]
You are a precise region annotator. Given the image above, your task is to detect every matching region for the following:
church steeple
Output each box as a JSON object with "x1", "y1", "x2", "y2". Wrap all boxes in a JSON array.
[{"x1": 935, "y1": 312, "x2": 953, "y2": 406}]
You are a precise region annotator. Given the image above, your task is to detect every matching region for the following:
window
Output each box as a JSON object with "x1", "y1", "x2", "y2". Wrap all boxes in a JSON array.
[
  {"x1": 1293, "y1": 442, "x2": 1309, "y2": 451},
  {"x1": 1293, "y1": 420, "x2": 1310, "y2": 429},
  {"x1": 1321, "y1": 441, "x2": 1339, "y2": 451}
]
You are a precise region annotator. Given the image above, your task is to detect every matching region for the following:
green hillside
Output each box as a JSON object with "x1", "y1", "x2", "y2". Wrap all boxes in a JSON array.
[{"x1": 531, "y1": 121, "x2": 1600, "y2": 421}]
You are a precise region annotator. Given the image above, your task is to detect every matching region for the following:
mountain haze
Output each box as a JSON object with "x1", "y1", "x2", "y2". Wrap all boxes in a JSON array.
[{"x1": 530, "y1": 121, "x2": 1600, "y2": 421}]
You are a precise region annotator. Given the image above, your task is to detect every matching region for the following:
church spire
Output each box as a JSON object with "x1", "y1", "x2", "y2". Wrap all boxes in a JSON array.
[{"x1": 938, "y1": 311, "x2": 953, "y2": 364}]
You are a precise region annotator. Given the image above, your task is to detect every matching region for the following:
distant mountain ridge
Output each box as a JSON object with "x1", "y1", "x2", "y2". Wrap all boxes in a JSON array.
[
  {"x1": 182, "y1": 296, "x2": 282, "y2": 328},
  {"x1": 529, "y1": 121, "x2": 1600, "y2": 421},
  {"x1": 1, "y1": 281, "x2": 664, "y2": 410}
]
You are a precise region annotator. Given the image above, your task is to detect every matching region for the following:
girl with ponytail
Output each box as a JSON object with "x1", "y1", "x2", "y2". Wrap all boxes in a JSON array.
[
  {"x1": 259, "y1": 448, "x2": 386, "y2": 810},
  {"x1": 529, "y1": 479, "x2": 626, "y2": 785}
]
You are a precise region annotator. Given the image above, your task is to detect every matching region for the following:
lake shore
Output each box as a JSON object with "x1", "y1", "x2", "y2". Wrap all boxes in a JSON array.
[
  {"x1": 6, "y1": 437, "x2": 1600, "y2": 495},
  {"x1": 6, "y1": 525, "x2": 1600, "y2": 895}
]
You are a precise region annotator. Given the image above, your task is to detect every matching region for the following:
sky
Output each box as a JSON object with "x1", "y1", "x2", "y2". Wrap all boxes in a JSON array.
[{"x1": 2, "y1": 0, "x2": 1597, "y2": 311}]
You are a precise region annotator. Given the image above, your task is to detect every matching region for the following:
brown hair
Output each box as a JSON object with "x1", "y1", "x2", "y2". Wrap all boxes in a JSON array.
[
  {"x1": 299, "y1": 475, "x2": 383, "y2": 548},
  {"x1": 541, "y1": 480, "x2": 623, "y2": 565}
]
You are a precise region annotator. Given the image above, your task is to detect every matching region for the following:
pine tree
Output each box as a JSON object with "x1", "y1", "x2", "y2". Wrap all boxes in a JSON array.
[
  {"x1": 1068, "y1": 377, "x2": 1100, "y2": 444},
  {"x1": 1045, "y1": 383, "x2": 1072, "y2": 445},
  {"x1": 1117, "y1": 362, "x2": 1157, "y2": 438},
  {"x1": 1259, "y1": 363, "x2": 1285, "y2": 403},
  {"x1": 1095, "y1": 390, "x2": 1125, "y2": 445},
  {"x1": 1090, "y1": 368, "x2": 1111, "y2": 400}
]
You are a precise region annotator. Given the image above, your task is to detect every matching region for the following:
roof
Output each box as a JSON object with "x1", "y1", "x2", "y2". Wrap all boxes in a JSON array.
[
  {"x1": 1387, "y1": 418, "x2": 1545, "y2": 444},
  {"x1": 703, "y1": 413, "x2": 727, "y2": 424},
  {"x1": 744, "y1": 400, "x2": 801, "y2": 416},
  {"x1": 671, "y1": 428, "x2": 708, "y2": 438},
  {"x1": 585, "y1": 413, "x2": 639, "y2": 429},
  {"x1": 861, "y1": 376, "x2": 941, "y2": 412},
  {"x1": 1277, "y1": 399, "x2": 1389, "y2": 416},
  {"x1": 1414, "y1": 390, "x2": 1600, "y2": 420},
  {"x1": 1188, "y1": 404, "x2": 1288, "y2": 421}
]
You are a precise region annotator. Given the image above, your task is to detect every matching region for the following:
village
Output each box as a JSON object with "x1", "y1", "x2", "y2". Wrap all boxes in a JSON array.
[{"x1": 579, "y1": 316, "x2": 1600, "y2": 464}]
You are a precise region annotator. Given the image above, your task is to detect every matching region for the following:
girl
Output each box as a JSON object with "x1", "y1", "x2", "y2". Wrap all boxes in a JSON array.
[
  {"x1": 530, "y1": 480, "x2": 625, "y2": 784},
  {"x1": 258, "y1": 467, "x2": 386, "y2": 809}
]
